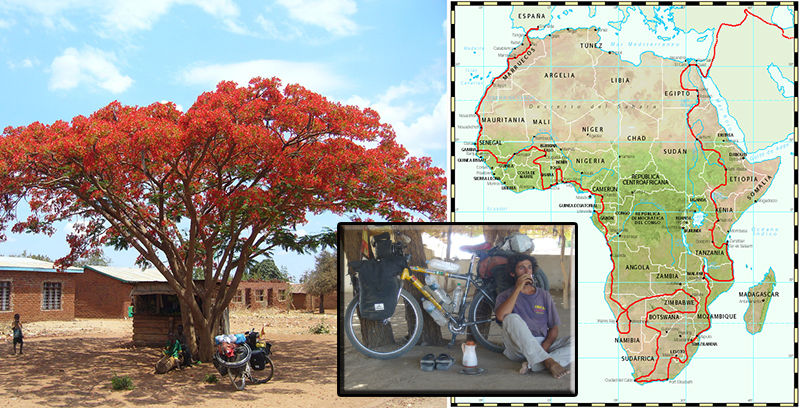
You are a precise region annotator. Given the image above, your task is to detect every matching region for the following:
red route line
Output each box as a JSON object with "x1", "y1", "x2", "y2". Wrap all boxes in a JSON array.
[
  {"x1": 634, "y1": 269, "x2": 712, "y2": 383},
  {"x1": 471, "y1": 10, "x2": 793, "y2": 383},
  {"x1": 475, "y1": 26, "x2": 539, "y2": 164}
]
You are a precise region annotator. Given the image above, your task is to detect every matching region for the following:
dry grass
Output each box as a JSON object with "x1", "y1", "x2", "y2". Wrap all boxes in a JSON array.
[{"x1": 228, "y1": 307, "x2": 337, "y2": 336}]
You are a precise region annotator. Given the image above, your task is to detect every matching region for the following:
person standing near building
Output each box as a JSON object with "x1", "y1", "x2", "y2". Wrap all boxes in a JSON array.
[{"x1": 11, "y1": 313, "x2": 23, "y2": 355}]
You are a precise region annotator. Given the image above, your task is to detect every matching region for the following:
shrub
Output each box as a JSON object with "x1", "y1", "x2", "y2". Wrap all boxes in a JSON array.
[
  {"x1": 309, "y1": 320, "x2": 330, "y2": 334},
  {"x1": 111, "y1": 373, "x2": 135, "y2": 391},
  {"x1": 204, "y1": 373, "x2": 219, "y2": 384}
]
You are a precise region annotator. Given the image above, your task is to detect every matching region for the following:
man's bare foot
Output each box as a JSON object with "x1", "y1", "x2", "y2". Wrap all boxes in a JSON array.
[
  {"x1": 543, "y1": 358, "x2": 569, "y2": 379},
  {"x1": 519, "y1": 362, "x2": 530, "y2": 375},
  {"x1": 547, "y1": 362, "x2": 569, "y2": 379}
]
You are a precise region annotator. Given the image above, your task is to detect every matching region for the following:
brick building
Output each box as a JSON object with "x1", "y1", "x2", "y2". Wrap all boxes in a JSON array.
[
  {"x1": 0, "y1": 257, "x2": 82, "y2": 322},
  {"x1": 229, "y1": 280, "x2": 292, "y2": 310},
  {"x1": 74, "y1": 266, "x2": 166, "y2": 319},
  {"x1": 290, "y1": 283, "x2": 337, "y2": 311}
]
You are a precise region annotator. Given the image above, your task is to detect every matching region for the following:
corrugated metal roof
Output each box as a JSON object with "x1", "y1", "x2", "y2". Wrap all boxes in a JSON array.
[
  {"x1": 84, "y1": 265, "x2": 167, "y2": 283},
  {"x1": 0, "y1": 257, "x2": 82, "y2": 273}
]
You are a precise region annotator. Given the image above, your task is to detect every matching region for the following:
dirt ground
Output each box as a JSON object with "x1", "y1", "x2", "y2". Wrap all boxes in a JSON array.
[
  {"x1": 342, "y1": 290, "x2": 576, "y2": 396},
  {"x1": 0, "y1": 310, "x2": 446, "y2": 408}
]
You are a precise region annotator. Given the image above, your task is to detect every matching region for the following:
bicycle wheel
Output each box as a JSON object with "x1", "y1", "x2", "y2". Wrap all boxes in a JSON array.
[
  {"x1": 468, "y1": 290, "x2": 505, "y2": 353},
  {"x1": 257, "y1": 356, "x2": 274, "y2": 383},
  {"x1": 228, "y1": 365, "x2": 248, "y2": 391},
  {"x1": 216, "y1": 343, "x2": 252, "y2": 390},
  {"x1": 344, "y1": 288, "x2": 423, "y2": 359}
]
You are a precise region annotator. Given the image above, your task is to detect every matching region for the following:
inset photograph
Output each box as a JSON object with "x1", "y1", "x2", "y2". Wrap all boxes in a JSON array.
[{"x1": 338, "y1": 223, "x2": 576, "y2": 397}]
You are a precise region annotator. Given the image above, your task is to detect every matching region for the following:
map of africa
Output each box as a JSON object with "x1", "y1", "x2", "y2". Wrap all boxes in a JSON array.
[{"x1": 451, "y1": 2, "x2": 796, "y2": 404}]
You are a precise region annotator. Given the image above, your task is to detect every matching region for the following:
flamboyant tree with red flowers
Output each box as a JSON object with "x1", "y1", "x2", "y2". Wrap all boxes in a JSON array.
[{"x1": 0, "y1": 77, "x2": 446, "y2": 360}]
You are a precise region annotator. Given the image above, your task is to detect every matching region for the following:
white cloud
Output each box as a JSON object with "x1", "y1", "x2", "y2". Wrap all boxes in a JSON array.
[
  {"x1": 49, "y1": 46, "x2": 134, "y2": 94},
  {"x1": 387, "y1": 92, "x2": 448, "y2": 158},
  {"x1": 254, "y1": 14, "x2": 302, "y2": 40},
  {"x1": 0, "y1": 18, "x2": 14, "y2": 29},
  {"x1": 275, "y1": 0, "x2": 359, "y2": 36},
  {"x1": 160, "y1": 100, "x2": 184, "y2": 112},
  {"x1": 99, "y1": 0, "x2": 172, "y2": 33},
  {"x1": 346, "y1": 78, "x2": 448, "y2": 158},
  {"x1": 345, "y1": 95, "x2": 370, "y2": 108},
  {"x1": 179, "y1": 60, "x2": 348, "y2": 94},
  {"x1": 1, "y1": 0, "x2": 247, "y2": 36},
  {"x1": 1, "y1": 0, "x2": 86, "y2": 31},
  {"x1": 7, "y1": 57, "x2": 37, "y2": 69},
  {"x1": 100, "y1": 0, "x2": 247, "y2": 36},
  {"x1": 64, "y1": 220, "x2": 87, "y2": 236}
]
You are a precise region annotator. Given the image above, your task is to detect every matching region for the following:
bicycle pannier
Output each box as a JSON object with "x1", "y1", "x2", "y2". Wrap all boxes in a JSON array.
[
  {"x1": 371, "y1": 232, "x2": 394, "y2": 259},
  {"x1": 250, "y1": 348, "x2": 268, "y2": 371},
  {"x1": 349, "y1": 256, "x2": 407, "y2": 320}
]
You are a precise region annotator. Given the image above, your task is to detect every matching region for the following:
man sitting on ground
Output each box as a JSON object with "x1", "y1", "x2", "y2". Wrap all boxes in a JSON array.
[
  {"x1": 495, "y1": 255, "x2": 572, "y2": 379},
  {"x1": 175, "y1": 324, "x2": 193, "y2": 367},
  {"x1": 156, "y1": 332, "x2": 183, "y2": 374},
  {"x1": 165, "y1": 332, "x2": 181, "y2": 355}
]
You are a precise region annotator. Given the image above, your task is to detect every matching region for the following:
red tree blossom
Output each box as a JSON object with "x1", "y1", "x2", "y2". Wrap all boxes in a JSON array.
[{"x1": 0, "y1": 77, "x2": 446, "y2": 360}]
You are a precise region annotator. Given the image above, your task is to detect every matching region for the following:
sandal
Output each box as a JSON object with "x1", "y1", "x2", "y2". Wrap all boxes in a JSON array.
[
  {"x1": 435, "y1": 353, "x2": 455, "y2": 370},
  {"x1": 420, "y1": 353, "x2": 436, "y2": 372}
]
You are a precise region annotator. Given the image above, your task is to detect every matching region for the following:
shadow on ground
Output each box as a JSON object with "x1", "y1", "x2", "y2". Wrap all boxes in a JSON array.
[{"x1": 0, "y1": 335, "x2": 336, "y2": 407}]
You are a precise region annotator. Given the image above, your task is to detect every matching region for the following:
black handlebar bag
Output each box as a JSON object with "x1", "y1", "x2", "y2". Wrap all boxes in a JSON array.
[
  {"x1": 349, "y1": 256, "x2": 407, "y2": 320},
  {"x1": 371, "y1": 232, "x2": 394, "y2": 259}
]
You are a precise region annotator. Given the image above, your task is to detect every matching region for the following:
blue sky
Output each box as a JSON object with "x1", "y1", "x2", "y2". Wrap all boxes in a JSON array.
[{"x1": 0, "y1": 0, "x2": 448, "y2": 281}]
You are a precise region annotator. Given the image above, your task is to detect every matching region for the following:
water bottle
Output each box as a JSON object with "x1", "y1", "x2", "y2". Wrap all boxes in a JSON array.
[
  {"x1": 425, "y1": 274, "x2": 452, "y2": 311},
  {"x1": 422, "y1": 299, "x2": 448, "y2": 326},
  {"x1": 451, "y1": 283, "x2": 463, "y2": 314},
  {"x1": 427, "y1": 259, "x2": 461, "y2": 273}
]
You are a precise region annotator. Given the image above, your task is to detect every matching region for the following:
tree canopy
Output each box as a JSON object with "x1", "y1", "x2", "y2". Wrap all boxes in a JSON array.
[
  {"x1": 5, "y1": 250, "x2": 52, "y2": 262},
  {"x1": 302, "y1": 250, "x2": 336, "y2": 314},
  {"x1": 72, "y1": 250, "x2": 112, "y2": 268},
  {"x1": 245, "y1": 258, "x2": 290, "y2": 282},
  {"x1": 0, "y1": 77, "x2": 446, "y2": 359},
  {"x1": 302, "y1": 251, "x2": 336, "y2": 297}
]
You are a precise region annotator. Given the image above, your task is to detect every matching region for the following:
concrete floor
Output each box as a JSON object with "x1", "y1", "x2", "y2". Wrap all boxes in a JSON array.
[{"x1": 341, "y1": 289, "x2": 576, "y2": 395}]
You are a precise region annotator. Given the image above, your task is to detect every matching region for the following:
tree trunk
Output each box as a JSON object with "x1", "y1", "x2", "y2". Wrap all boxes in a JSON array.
[
  {"x1": 444, "y1": 225, "x2": 452, "y2": 291},
  {"x1": 398, "y1": 225, "x2": 446, "y2": 346},
  {"x1": 560, "y1": 225, "x2": 570, "y2": 309},
  {"x1": 445, "y1": 225, "x2": 452, "y2": 260},
  {"x1": 342, "y1": 227, "x2": 393, "y2": 347},
  {"x1": 318, "y1": 294, "x2": 325, "y2": 314},
  {"x1": 196, "y1": 319, "x2": 216, "y2": 363},
  {"x1": 467, "y1": 225, "x2": 522, "y2": 343},
  {"x1": 184, "y1": 296, "x2": 217, "y2": 363},
  {"x1": 178, "y1": 296, "x2": 199, "y2": 359},
  {"x1": 163, "y1": 267, "x2": 237, "y2": 363}
]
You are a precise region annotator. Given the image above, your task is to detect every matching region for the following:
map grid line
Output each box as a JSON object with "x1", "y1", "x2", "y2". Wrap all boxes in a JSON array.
[{"x1": 450, "y1": 1, "x2": 799, "y2": 405}]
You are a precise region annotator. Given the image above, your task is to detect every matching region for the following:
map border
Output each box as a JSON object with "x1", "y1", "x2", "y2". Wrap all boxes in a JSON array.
[{"x1": 448, "y1": 1, "x2": 799, "y2": 406}]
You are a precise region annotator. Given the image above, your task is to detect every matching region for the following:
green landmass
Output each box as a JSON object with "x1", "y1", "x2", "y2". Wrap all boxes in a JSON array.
[
  {"x1": 476, "y1": 27, "x2": 781, "y2": 382},
  {"x1": 743, "y1": 268, "x2": 777, "y2": 335}
]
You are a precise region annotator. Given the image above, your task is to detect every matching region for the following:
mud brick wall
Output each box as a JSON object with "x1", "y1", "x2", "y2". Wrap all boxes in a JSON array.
[
  {"x1": 74, "y1": 270, "x2": 133, "y2": 319},
  {"x1": 230, "y1": 281, "x2": 292, "y2": 310},
  {"x1": 0, "y1": 271, "x2": 76, "y2": 322},
  {"x1": 292, "y1": 291, "x2": 338, "y2": 311}
]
